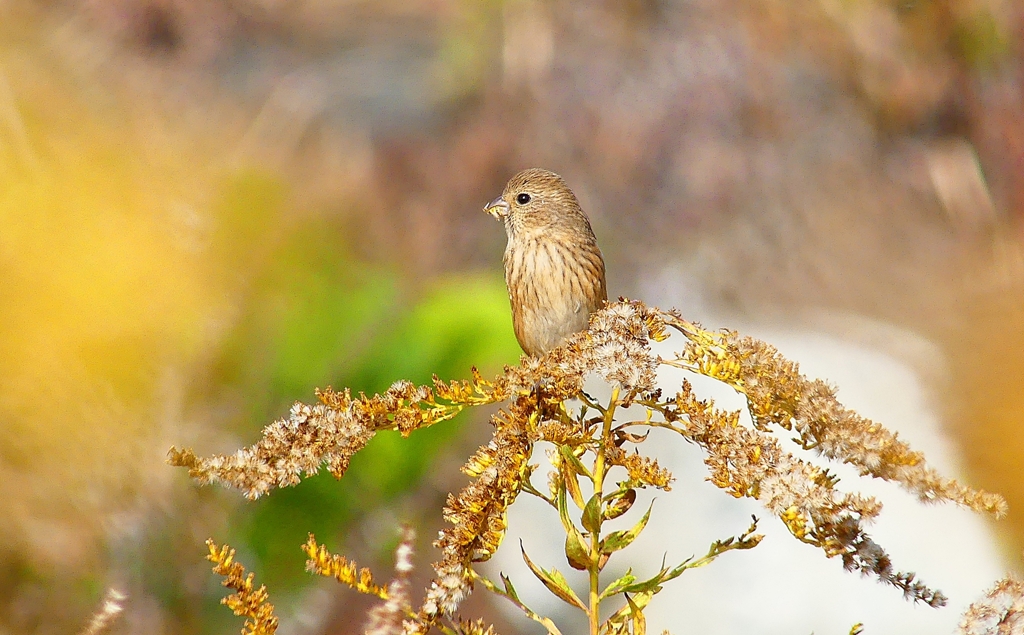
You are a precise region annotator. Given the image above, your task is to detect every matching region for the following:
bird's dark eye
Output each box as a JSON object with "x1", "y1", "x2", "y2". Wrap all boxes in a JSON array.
[{"x1": 516, "y1": 193, "x2": 531, "y2": 205}]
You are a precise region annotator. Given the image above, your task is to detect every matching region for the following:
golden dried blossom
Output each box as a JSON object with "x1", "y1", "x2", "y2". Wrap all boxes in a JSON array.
[
  {"x1": 303, "y1": 535, "x2": 388, "y2": 599},
  {"x1": 605, "y1": 447, "x2": 673, "y2": 490},
  {"x1": 206, "y1": 540, "x2": 279, "y2": 635},
  {"x1": 456, "y1": 619, "x2": 501, "y2": 635}
]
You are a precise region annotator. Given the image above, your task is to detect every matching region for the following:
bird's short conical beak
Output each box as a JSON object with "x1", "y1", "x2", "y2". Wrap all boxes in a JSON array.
[{"x1": 484, "y1": 196, "x2": 510, "y2": 219}]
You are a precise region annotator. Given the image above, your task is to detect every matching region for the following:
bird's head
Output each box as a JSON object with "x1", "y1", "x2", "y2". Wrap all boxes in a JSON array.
[{"x1": 483, "y1": 168, "x2": 591, "y2": 236}]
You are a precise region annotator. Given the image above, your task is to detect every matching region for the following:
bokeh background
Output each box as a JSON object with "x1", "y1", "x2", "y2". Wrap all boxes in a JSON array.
[{"x1": 1, "y1": 0, "x2": 1023, "y2": 633}]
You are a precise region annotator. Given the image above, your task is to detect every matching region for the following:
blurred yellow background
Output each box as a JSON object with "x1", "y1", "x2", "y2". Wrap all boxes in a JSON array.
[{"x1": 0, "y1": 0, "x2": 1022, "y2": 632}]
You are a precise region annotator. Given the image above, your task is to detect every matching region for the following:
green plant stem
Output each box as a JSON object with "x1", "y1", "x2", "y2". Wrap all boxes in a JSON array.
[{"x1": 588, "y1": 385, "x2": 620, "y2": 635}]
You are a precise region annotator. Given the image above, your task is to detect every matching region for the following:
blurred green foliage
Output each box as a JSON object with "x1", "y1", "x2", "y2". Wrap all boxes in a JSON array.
[
  {"x1": 206, "y1": 175, "x2": 521, "y2": 590},
  {"x1": 953, "y1": 9, "x2": 1009, "y2": 70}
]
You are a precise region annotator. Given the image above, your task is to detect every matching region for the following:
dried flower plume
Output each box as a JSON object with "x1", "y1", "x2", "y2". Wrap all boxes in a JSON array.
[
  {"x1": 303, "y1": 535, "x2": 389, "y2": 600},
  {"x1": 206, "y1": 540, "x2": 279, "y2": 635},
  {"x1": 175, "y1": 301, "x2": 1006, "y2": 632}
]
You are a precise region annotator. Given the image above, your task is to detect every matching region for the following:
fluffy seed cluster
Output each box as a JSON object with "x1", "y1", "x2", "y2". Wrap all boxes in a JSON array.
[
  {"x1": 958, "y1": 576, "x2": 1024, "y2": 635},
  {"x1": 169, "y1": 380, "x2": 471, "y2": 499},
  {"x1": 556, "y1": 300, "x2": 665, "y2": 391}
]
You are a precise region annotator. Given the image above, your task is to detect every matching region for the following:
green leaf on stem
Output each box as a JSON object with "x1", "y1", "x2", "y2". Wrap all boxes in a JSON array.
[
  {"x1": 601, "y1": 502, "x2": 653, "y2": 555},
  {"x1": 562, "y1": 471, "x2": 586, "y2": 511},
  {"x1": 564, "y1": 534, "x2": 591, "y2": 571},
  {"x1": 621, "y1": 567, "x2": 671, "y2": 595},
  {"x1": 521, "y1": 542, "x2": 587, "y2": 611},
  {"x1": 582, "y1": 494, "x2": 602, "y2": 534},
  {"x1": 500, "y1": 573, "x2": 520, "y2": 602},
  {"x1": 557, "y1": 480, "x2": 591, "y2": 570},
  {"x1": 604, "y1": 590, "x2": 656, "y2": 633},
  {"x1": 559, "y1": 444, "x2": 592, "y2": 480},
  {"x1": 603, "y1": 488, "x2": 636, "y2": 520},
  {"x1": 626, "y1": 594, "x2": 646, "y2": 635},
  {"x1": 598, "y1": 569, "x2": 637, "y2": 600},
  {"x1": 621, "y1": 517, "x2": 763, "y2": 595}
]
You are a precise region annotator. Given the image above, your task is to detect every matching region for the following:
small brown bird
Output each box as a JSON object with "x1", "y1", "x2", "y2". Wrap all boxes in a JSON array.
[{"x1": 484, "y1": 168, "x2": 607, "y2": 356}]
